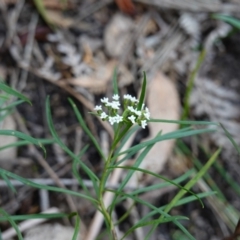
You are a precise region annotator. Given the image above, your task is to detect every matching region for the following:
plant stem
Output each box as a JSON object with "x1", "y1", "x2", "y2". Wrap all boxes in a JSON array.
[
  {"x1": 97, "y1": 123, "x2": 132, "y2": 239},
  {"x1": 98, "y1": 149, "x2": 118, "y2": 239}
]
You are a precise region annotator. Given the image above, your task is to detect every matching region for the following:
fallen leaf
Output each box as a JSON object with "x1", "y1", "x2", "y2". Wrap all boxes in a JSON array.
[
  {"x1": 115, "y1": 0, "x2": 136, "y2": 15},
  {"x1": 137, "y1": 71, "x2": 180, "y2": 183},
  {"x1": 104, "y1": 13, "x2": 134, "y2": 58},
  {"x1": 68, "y1": 61, "x2": 116, "y2": 94}
]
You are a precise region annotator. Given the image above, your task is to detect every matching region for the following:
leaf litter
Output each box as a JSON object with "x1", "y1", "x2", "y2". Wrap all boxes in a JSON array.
[{"x1": 1, "y1": 0, "x2": 240, "y2": 239}]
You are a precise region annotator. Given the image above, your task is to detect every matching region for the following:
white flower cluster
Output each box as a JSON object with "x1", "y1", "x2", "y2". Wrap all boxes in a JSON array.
[{"x1": 94, "y1": 94, "x2": 150, "y2": 129}]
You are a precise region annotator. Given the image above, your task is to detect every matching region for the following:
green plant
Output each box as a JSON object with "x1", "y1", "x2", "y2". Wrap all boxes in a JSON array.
[{"x1": 0, "y1": 75, "x2": 220, "y2": 240}]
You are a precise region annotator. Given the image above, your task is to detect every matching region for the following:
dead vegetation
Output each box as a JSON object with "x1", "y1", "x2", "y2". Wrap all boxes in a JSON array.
[{"x1": 1, "y1": 0, "x2": 240, "y2": 239}]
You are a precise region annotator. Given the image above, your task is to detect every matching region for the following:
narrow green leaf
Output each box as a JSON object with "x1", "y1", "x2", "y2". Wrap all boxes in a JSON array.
[
  {"x1": 32, "y1": 0, "x2": 55, "y2": 29},
  {"x1": 72, "y1": 213, "x2": 80, "y2": 240},
  {"x1": 46, "y1": 97, "x2": 99, "y2": 186},
  {"x1": 0, "y1": 100, "x2": 25, "y2": 111},
  {"x1": 181, "y1": 50, "x2": 206, "y2": 121},
  {"x1": 1, "y1": 173, "x2": 16, "y2": 194},
  {"x1": 0, "y1": 168, "x2": 98, "y2": 204},
  {"x1": 68, "y1": 98, "x2": 106, "y2": 161},
  {"x1": 212, "y1": 14, "x2": 240, "y2": 29},
  {"x1": 130, "y1": 169, "x2": 194, "y2": 196},
  {"x1": 0, "y1": 130, "x2": 46, "y2": 155},
  {"x1": 161, "y1": 148, "x2": 221, "y2": 218},
  {"x1": 122, "y1": 216, "x2": 188, "y2": 240},
  {"x1": 0, "y1": 213, "x2": 68, "y2": 221},
  {"x1": 116, "y1": 127, "x2": 216, "y2": 158},
  {"x1": 0, "y1": 82, "x2": 31, "y2": 105},
  {"x1": 109, "y1": 165, "x2": 202, "y2": 206},
  {"x1": 150, "y1": 118, "x2": 218, "y2": 126},
  {"x1": 0, "y1": 208, "x2": 23, "y2": 240},
  {"x1": 0, "y1": 139, "x2": 54, "y2": 152},
  {"x1": 107, "y1": 190, "x2": 195, "y2": 240},
  {"x1": 137, "y1": 72, "x2": 147, "y2": 111},
  {"x1": 220, "y1": 123, "x2": 240, "y2": 155}
]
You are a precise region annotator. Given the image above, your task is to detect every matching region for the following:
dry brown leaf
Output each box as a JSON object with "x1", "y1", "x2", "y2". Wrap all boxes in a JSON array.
[
  {"x1": 68, "y1": 61, "x2": 116, "y2": 94},
  {"x1": 104, "y1": 13, "x2": 134, "y2": 58},
  {"x1": 138, "y1": 71, "x2": 180, "y2": 183},
  {"x1": 115, "y1": 0, "x2": 136, "y2": 15}
]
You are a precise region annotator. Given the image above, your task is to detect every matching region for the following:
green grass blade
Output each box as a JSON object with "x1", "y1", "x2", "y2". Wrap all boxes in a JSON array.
[
  {"x1": 171, "y1": 191, "x2": 216, "y2": 207},
  {"x1": 117, "y1": 127, "x2": 216, "y2": 158},
  {"x1": 181, "y1": 50, "x2": 206, "y2": 121},
  {"x1": 109, "y1": 140, "x2": 156, "y2": 214},
  {"x1": 137, "y1": 72, "x2": 147, "y2": 111},
  {"x1": 108, "y1": 189, "x2": 195, "y2": 240},
  {"x1": 109, "y1": 166, "x2": 202, "y2": 206},
  {"x1": 212, "y1": 14, "x2": 240, "y2": 29},
  {"x1": 72, "y1": 213, "x2": 80, "y2": 240},
  {"x1": 0, "y1": 100, "x2": 25, "y2": 111},
  {"x1": 0, "y1": 208, "x2": 23, "y2": 240},
  {"x1": 46, "y1": 97, "x2": 99, "y2": 185},
  {"x1": 122, "y1": 216, "x2": 188, "y2": 240},
  {"x1": 177, "y1": 140, "x2": 226, "y2": 200},
  {"x1": 0, "y1": 139, "x2": 55, "y2": 152},
  {"x1": 220, "y1": 123, "x2": 240, "y2": 155},
  {"x1": 0, "y1": 130, "x2": 46, "y2": 155},
  {"x1": 149, "y1": 118, "x2": 218, "y2": 126},
  {"x1": 0, "y1": 168, "x2": 98, "y2": 204},
  {"x1": 71, "y1": 145, "x2": 99, "y2": 199},
  {"x1": 130, "y1": 169, "x2": 195, "y2": 196},
  {"x1": 0, "y1": 213, "x2": 68, "y2": 221},
  {"x1": 32, "y1": 0, "x2": 55, "y2": 29},
  {"x1": 146, "y1": 148, "x2": 220, "y2": 237},
  {"x1": 163, "y1": 148, "x2": 221, "y2": 213},
  {"x1": 126, "y1": 192, "x2": 215, "y2": 226},
  {"x1": 0, "y1": 82, "x2": 31, "y2": 105},
  {"x1": 1, "y1": 173, "x2": 16, "y2": 194},
  {"x1": 214, "y1": 161, "x2": 240, "y2": 197},
  {"x1": 68, "y1": 98, "x2": 106, "y2": 161}
]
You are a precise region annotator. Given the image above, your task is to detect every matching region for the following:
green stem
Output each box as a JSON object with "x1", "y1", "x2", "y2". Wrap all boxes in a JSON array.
[
  {"x1": 97, "y1": 123, "x2": 132, "y2": 239},
  {"x1": 98, "y1": 148, "x2": 117, "y2": 239}
]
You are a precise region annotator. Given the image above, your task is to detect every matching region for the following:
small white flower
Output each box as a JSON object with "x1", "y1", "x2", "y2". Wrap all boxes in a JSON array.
[
  {"x1": 135, "y1": 110, "x2": 141, "y2": 116},
  {"x1": 110, "y1": 101, "x2": 120, "y2": 110},
  {"x1": 112, "y1": 94, "x2": 120, "y2": 101},
  {"x1": 141, "y1": 120, "x2": 147, "y2": 129},
  {"x1": 115, "y1": 114, "x2": 123, "y2": 123},
  {"x1": 100, "y1": 112, "x2": 108, "y2": 119},
  {"x1": 144, "y1": 107, "x2": 150, "y2": 120},
  {"x1": 124, "y1": 94, "x2": 132, "y2": 100},
  {"x1": 144, "y1": 112, "x2": 150, "y2": 120},
  {"x1": 128, "y1": 106, "x2": 135, "y2": 112},
  {"x1": 128, "y1": 115, "x2": 136, "y2": 124},
  {"x1": 109, "y1": 116, "x2": 116, "y2": 125},
  {"x1": 101, "y1": 97, "x2": 109, "y2": 104},
  {"x1": 130, "y1": 96, "x2": 138, "y2": 103},
  {"x1": 94, "y1": 105, "x2": 102, "y2": 111}
]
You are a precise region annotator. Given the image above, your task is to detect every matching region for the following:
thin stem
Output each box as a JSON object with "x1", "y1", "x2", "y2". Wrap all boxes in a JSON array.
[
  {"x1": 98, "y1": 148, "x2": 117, "y2": 239},
  {"x1": 97, "y1": 123, "x2": 132, "y2": 239}
]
